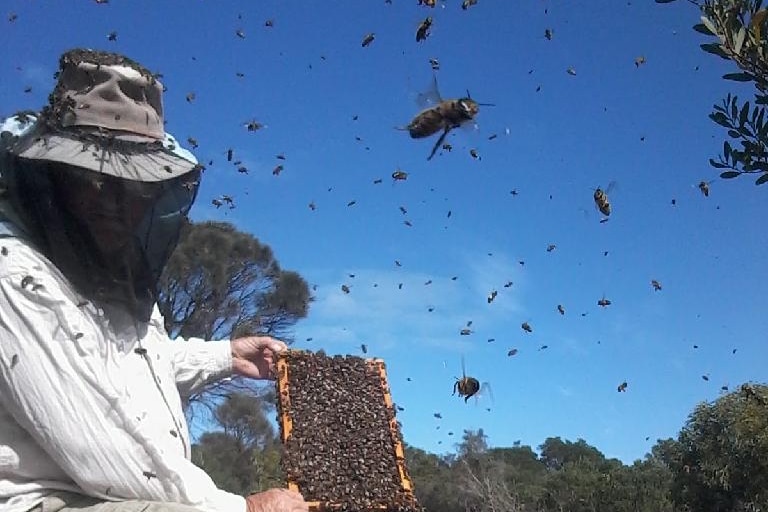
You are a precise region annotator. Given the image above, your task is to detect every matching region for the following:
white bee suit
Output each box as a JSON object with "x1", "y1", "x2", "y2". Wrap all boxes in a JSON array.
[{"x1": 0, "y1": 118, "x2": 246, "y2": 512}]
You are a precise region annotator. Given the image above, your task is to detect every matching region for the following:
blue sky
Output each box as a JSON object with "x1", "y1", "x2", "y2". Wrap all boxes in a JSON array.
[{"x1": 2, "y1": 0, "x2": 767, "y2": 465}]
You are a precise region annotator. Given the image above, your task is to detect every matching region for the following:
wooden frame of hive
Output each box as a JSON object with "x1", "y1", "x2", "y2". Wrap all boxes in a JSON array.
[{"x1": 276, "y1": 350, "x2": 417, "y2": 511}]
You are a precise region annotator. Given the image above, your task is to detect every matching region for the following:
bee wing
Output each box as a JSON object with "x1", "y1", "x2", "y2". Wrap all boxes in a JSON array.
[
  {"x1": 461, "y1": 354, "x2": 467, "y2": 379},
  {"x1": 458, "y1": 119, "x2": 480, "y2": 134},
  {"x1": 415, "y1": 72, "x2": 443, "y2": 108},
  {"x1": 605, "y1": 180, "x2": 618, "y2": 195},
  {"x1": 475, "y1": 382, "x2": 495, "y2": 404}
]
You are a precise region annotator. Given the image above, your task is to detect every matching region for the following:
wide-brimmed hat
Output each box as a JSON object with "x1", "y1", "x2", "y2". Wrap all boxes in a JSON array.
[{"x1": 9, "y1": 48, "x2": 198, "y2": 182}]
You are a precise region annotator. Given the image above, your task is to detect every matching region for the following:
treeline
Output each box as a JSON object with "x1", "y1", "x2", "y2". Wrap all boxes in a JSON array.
[
  {"x1": 406, "y1": 433, "x2": 674, "y2": 512},
  {"x1": 191, "y1": 383, "x2": 768, "y2": 512}
]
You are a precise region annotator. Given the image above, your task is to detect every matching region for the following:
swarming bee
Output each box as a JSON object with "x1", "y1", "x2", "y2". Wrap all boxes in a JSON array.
[
  {"x1": 454, "y1": 375, "x2": 481, "y2": 402},
  {"x1": 452, "y1": 356, "x2": 491, "y2": 403},
  {"x1": 593, "y1": 181, "x2": 616, "y2": 218},
  {"x1": 400, "y1": 75, "x2": 493, "y2": 160},
  {"x1": 453, "y1": 356, "x2": 480, "y2": 403},
  {"x1": 416, "y1": 17, "x2": 433, "y2": 42},
  {"x1": 392, "y1": 169, "x2": 408, "y2": 181},
  {"x1": 698, "y1": 180, "x2": 713, "y2": 197}
]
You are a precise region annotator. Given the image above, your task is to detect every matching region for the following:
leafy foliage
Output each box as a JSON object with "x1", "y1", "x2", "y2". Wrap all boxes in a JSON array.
[
  {"x1": 660, "y1": 383, "x2": 768, "y2": 511},
  {"x1": 403, "y1": 430, "x2": 677, "y2": 512},
  {"x1": 191, "y1": 392, "x2": 284, "y2": 496},
  {"x1": 157, "y1": 220, "x2": 312, "y2": 414},
  {"x1": 159, "y1": 220, "x2": 312, "y2": 341},
  {"x1": 658, "y1": 0, "x2": 768, "y2": 185}
]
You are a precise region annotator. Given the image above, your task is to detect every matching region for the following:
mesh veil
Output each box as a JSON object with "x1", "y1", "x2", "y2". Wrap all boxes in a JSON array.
[{"x1": 2, "y1": 152, "x2": 200, "y2": 321}]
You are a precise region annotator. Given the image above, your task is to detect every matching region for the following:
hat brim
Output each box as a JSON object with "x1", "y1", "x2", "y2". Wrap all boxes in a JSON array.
[{"x1": 13, "y1": 131, "x2": 196, "y2": 182}]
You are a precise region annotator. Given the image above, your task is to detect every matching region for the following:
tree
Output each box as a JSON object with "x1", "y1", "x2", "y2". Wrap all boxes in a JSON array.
[
  {"x1": 157, "y1": 220, "x2": 312, "y2": 413},
  {"x1": 485, "y1": 446, "x2": 547, "y2": 505},
  {"x1": 213, "y1": 390, "x2": 278, "y2": 452},
  {"x1": 191, "y1": 392, "x2": 284, "y2": 496},
  {"x1": 659, "y1": 383, "x2": 768, "y2": 511},
  {"x1": 631, "y1": 457, "x2": 677, "y2": 512},
  {"x1": 538, "y1": 437, "x2": 606, "y2": 472},
  {"x1": 450, "y1": 430, "x2": 523, "y2": 512},
  {"x1": 456, "y1": 428, "x2": 489, "y2": 461},
  {"x1": 458, "y1": 457, "x2": 526, "y2": 512},
  {"x1": 657, "y1": 0, "x2": 768, "y2": 185},
  {"x1": 405, "y1": 445, "x2": 463, "y2": 512}
]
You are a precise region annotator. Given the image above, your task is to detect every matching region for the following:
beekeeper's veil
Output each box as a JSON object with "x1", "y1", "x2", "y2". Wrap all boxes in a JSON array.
[{"x1": 0, "y1": 48, "x2": 202, "y2": 322}]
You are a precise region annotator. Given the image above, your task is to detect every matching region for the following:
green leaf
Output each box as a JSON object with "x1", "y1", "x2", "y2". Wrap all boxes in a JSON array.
[
  {"x1": 740, "y1": 102, "x2": 750, "y2": 126},
  {"x1": 655, "y1": 0, "x2": 678, "y2": 3},
  {"x1": 756, "y1": 173, "x2": 768, "y2": 185},
  {"x1": 694, "y1": 23, "x2": 715, "y2": 35},
  {"x1": 723, "y1": 72, "x2": 755, "y2": 82},
  {"x1": 710, "y1": 111, "x2": 732, "y2": 128},
  {"x1": 734, "y1": 27, "x2": 746, "y2": 55},
  {"x1": 739, "y1": 124, "x2": 754, "y2": 137},
  {"x1": 720, "y1": 171, "x2": 741, "y2": 179},
  {"x1": 755, "y1": 95, "x2": 768, "y2": 105},
  {"x1": 701, "y1": 15, "x2": 719, "y2": 35},
  {"x1": 724, "y1": 140, "x2": 733, "y2": 161},
  {"x1": 701, "y1": 43, "x2": 730, "y2": 59},
  {"x1": 760, "y1": 113, "x2": 768, "y2": 138},
  {"x1": 728, "y1": 129, "x2": 742, "y2": 137},
  {"x1": 710, "y1": 159, "x2": 730, "y2": 168}
]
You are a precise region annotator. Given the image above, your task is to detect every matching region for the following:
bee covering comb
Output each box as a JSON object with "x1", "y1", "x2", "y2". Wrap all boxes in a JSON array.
[{"x1": 276, "y1": 349, "x2": 423, "y2": 512}]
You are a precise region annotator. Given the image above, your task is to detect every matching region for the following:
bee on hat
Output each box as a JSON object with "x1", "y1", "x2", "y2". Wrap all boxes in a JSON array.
[{"x1": 0, "y1": 48, "x2": 202, "y2": 321}]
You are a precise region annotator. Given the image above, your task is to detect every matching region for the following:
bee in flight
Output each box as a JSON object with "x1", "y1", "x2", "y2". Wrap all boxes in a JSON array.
[
  {"x1": 453, "y1": 356, "x2": 492, "y2": 403},
  {"x1": 698, "y1": 180, "x2": 713, "y2": 197},
  {"x1": 593, "y1": 181, "x2": 616, "y2": 218},
  {"x1": 416, "y1": 17, "x2": 433, "y2": 42},
  {"x1": 361, "y1": 33, "x2": 375, "y2": 47},
  {"x1": 392, "y1": 169, "x2": 408, "y2": 181},
  {"x1": 399, "y1": 74, "x2": 494, "y2": 160}
]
